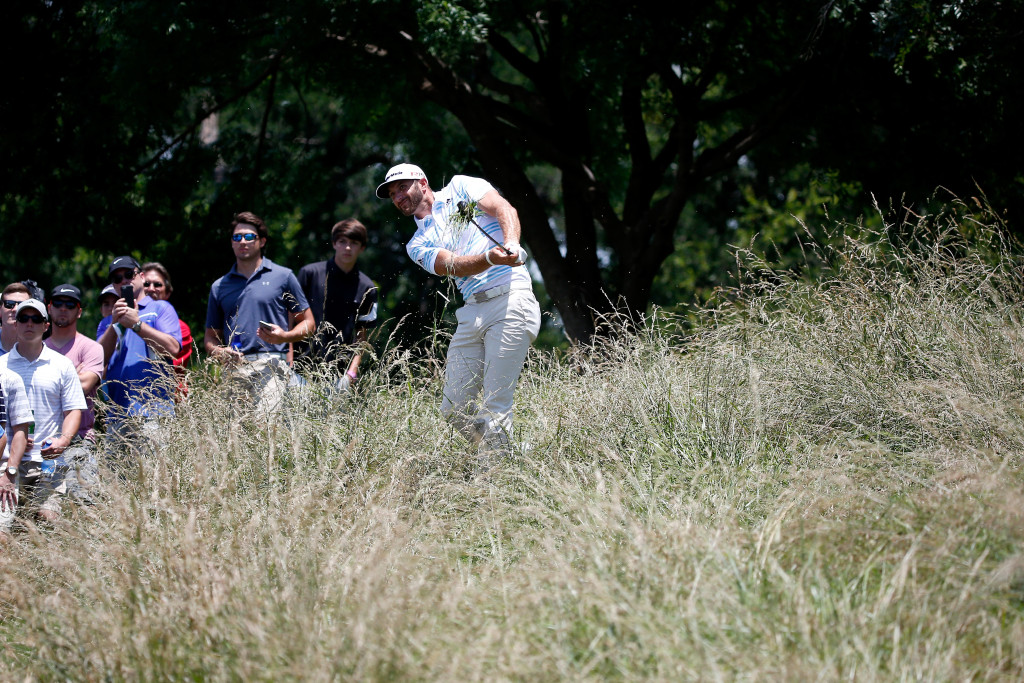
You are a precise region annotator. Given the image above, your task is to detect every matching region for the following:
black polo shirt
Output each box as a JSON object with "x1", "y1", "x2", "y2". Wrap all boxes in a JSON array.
[{"x1": 296, "y1": 259, "x2": 378, "y2": 367}]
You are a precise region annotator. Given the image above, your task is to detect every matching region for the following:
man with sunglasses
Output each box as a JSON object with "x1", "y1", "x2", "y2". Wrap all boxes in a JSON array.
[
  {"x1": 206, "y1": 211, "x2": 313, "y2": 416},
  {"x1": 44, "y1": 284, "x2": 104, "y2": 503},
  {"x1": 0, "y1": 300, "x2": 86, "y2": 526},
  {"x1": 98, "y1": 256, "x2": 182, "y2": 431},
  {"x1": 0, "y1": 282, "x2": 32, "y2": 355}
]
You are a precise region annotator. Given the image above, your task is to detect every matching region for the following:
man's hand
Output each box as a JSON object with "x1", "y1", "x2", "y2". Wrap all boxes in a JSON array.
[
  {"x1": 503, "y1": 241, "x2": 527, "y2": 266},
  {"x1": 111, "y1": 297, "x2": 140, "y2": 328},
  {"x1": 486, "y1": 246, "x2": 522, "y2": 267},
  {"x1": 256, "y1": 323, "x2": 287, "y2": 345},
  {"x1": 1, "y1": 470, "x2": 17, "y2": 512},
  {"x1": 40, "y1": 434, "x2": 71, "y2": 459},
  {"x1": 211, "y1": 345, "x2": 244, "y2": 364}
]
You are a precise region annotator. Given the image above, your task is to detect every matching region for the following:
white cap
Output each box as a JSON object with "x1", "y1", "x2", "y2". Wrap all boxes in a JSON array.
[
  {"x1": 375, "y1": 164, "x2": 426, "y2": 199},
  {"x1": 15, "y1": 298, "x2": 48, "y2": 320}
]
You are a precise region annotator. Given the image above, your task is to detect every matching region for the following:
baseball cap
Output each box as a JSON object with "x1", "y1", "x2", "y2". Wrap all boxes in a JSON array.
[
  {"x1": 50, "y1": 283, "x2": 82, "y2": 303},
  {"x1": 15, "y1": 299, "x2": 48, "y2": 320},
  {"x1": 99, "y1": 284, "x2": 118, "y2": 300},
  {"x1": 109, "y1": 255, "x2": 141, "y2": 274},
  {"x1": 375, "y1": 164, "x2": 426, "y2": 199}
]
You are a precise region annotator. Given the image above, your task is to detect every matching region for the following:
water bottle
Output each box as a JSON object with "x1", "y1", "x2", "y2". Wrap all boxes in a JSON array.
[
  {"x1": 41, "y1": 447, "x2": 55, "y2": 475},
  {"x1": 30, "y1": 411, "x2": 55, "y2": 476}
]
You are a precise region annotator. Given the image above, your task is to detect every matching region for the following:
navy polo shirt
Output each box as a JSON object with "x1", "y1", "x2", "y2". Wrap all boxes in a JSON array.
[{"x1": 206, "y1": 257, "x2": 310, "y2": 355}]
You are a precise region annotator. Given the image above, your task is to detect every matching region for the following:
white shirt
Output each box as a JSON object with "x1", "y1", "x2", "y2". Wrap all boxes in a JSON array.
[
  {"x1": 406, "y1": 175, "x2": 532, "y2": 298},
  {"x1": 0, "y1": 368, "x2": 32, "y2": 464},
  {"x1": 0, "y1": 344, "x2": 87, "y2": 462}
]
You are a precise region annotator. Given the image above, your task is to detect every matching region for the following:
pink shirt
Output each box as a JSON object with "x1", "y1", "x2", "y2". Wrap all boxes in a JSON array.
[{"x1": 45, "y1": 332, "x2": 105, "y2": 440}]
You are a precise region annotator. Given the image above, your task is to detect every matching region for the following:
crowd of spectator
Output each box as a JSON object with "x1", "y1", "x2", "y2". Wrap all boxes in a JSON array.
[{"x1": 0, "y1": 211, "x2": 377, "y2": 537}]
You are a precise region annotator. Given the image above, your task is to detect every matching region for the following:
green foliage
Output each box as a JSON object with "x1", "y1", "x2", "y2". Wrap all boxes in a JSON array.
[
  {"x1": 416, "y1": 0, "x2": 489, "y2": 61},
  {"x1": 2, "y1": 0, "x2": 1024, "y2": 348}
]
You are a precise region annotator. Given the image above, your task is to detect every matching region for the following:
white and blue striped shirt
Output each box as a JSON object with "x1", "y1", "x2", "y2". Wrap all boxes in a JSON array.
[{"x1": 406, "y1": 175, "x2": 532, "y2": 299}]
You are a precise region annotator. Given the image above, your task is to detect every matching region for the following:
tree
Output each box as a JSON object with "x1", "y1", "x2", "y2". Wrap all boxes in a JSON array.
[
  {"x1": 3, "y1": 0, "x2": 1022, "y2": 345},
  {"x1": 335, "y1": 0, "x2": 1024, "y2": 341}
]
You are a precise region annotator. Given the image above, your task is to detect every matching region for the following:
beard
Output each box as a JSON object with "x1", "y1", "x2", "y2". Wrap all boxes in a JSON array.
[{"x1": 53, "y1": 319, "x2": 74, "y2": 328}]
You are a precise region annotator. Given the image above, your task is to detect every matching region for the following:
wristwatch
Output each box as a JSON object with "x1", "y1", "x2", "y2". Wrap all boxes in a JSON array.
[
  {"x1": 5, "y1": 465, "x2": 16, "y2": 478},
  {"x1": 132, "y1": 320, "x2": 143, "y2": 333}
]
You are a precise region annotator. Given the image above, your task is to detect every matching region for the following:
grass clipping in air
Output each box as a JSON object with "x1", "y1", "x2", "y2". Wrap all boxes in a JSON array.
[{"x1": 3, "y1": 197, "x2": 1024, "y2": 680}]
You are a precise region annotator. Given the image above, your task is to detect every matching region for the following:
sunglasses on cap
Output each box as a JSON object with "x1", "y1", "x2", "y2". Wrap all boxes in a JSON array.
[
  {"x1": 50, "y1": 299, "x2": 79, "y2": 310},
  {"x1": 2, "y1": 299, "x2": 21, "y2": 309},
  {"x1": 111, "y1": 270, "x2": 136, "y2": 284},
  {"x1": 232, "y1": 233, "x2": 259, "y2": 242},
  {"x1": 16, "y1": 313, "x2": 46, "y2": 324}
]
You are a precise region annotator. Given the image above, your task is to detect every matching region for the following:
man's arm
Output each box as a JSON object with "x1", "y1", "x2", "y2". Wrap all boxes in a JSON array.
[
  {"x1": 257, "y1": 308, "x2": 314, "y2": 345},
  {"x1": 346, "y1": 327, "x2": 368, "y2": 378},
  {"x1": 476, "y1": 189, "x2": 522, "y2": 249},
  {"x1": 98, "y1": 319, "x2": 118, "y2": 363},
  {"x1": 432, "y1": 246, "x2": 521, "y2": 278},
  {"x1": 77, "y1": 366, "x2": 101, "y2": 394},
  {"x1": 205, "y1": 326, "x2": 243, "y2": 363},
  {"x1": 1, "y1": 425, "x2": 28, "y2": 511},
  {"x1": 76, "y1": 339, "x2": 105, "y2": 394}
]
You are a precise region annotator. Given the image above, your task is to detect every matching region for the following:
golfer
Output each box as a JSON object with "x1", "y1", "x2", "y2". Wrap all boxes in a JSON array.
[{"x1": 377, "y1": 164, "x2": 541, "y2": 468}]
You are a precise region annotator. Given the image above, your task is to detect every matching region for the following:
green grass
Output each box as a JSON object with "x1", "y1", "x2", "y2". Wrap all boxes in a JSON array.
[{"x1": 2, "y1": 197, "x2": 1023, "y2": 680}]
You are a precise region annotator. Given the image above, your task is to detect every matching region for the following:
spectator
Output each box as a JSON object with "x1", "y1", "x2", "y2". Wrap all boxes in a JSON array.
[
  {"x1": 45, "y1": 284, "x2": 105, "y2": 504},
  {"x1": 0, "y1": 300, "x2": 86, "y2": 524},
  {"x1": 20, "y1": 280, "x2": 45, "y2": 303},
  {"x1": 96, "y1": 284, "x2": 118, "y2": 339},
  {"x1": 141, "y1": 262, "x2": 194, "y2": 397},
  {"x1": 97, "y1": 256, "x2": 182, "y2": 438},
  {"x1": 205, "y1": 211, "x2": 313, "y2": 416},
  {"x1": 296, "y1": 219, "x2": 379, "y2": 392},
  {"x1": 1, "y1": 283, "x2": 31, "y2": 355}
]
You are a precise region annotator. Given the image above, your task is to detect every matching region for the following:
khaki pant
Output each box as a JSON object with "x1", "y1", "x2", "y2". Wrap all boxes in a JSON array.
[
  {"x1": 0, "y1": 461, "x2": 60, "y2": 533},
  {"x1": 441, "y1": 288, "x2": 541, "y2": 457},
  {"x1": 226, "y1": 354, "x2": 293, "y2": 417}
]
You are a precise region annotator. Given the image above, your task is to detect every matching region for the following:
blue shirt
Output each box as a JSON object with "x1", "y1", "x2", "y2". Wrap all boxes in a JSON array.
[
  {"x1": 105, "y1": 296, "x2": 183, "y2": 417},
  {"x1": 206, "y1": 257, "x2": 310, "y2": 355},
  {"x1": 405, "y1": 175, "x2": 532, "y2": 299}
]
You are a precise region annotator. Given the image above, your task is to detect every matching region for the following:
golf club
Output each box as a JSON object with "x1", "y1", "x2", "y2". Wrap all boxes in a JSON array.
[{"x1": 456, "y1": 201, "x2": 513, "y2": 256}]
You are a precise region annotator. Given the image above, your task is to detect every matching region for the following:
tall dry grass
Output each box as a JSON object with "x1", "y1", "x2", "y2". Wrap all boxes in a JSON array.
[{"x1": 2, "y1": 197, "x2": 1023, "y2": 680}]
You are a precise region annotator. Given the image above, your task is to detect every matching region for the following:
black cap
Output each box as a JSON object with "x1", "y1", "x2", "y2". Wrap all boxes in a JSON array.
[
  {"x1": 50, "y1": 284, "x2": 82, "y2": 303},
  {"x1": 109, "y1": 255, "x2": 141, "y2": 274}
]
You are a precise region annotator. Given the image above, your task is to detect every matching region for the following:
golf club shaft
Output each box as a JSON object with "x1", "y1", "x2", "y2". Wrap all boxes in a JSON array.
[{"x1": 457, "y1": 201, "x2": 513, "y2": 255}]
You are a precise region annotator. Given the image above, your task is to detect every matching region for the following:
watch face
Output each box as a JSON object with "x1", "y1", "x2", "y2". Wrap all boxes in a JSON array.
[{"x1": 6, "y1": 466, "x2": 16, "y2": 476}]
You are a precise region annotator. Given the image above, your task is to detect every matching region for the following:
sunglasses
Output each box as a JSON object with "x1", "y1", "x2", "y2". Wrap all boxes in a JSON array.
[
  {"x1": 50, "y1": 300, "x2": 79, "y2": 310},
  {"x1": 16, "y1": 313, "x2": 46, "y2": 324},
  {"x1": 144, "y1": 281, "x2": 165, "y2": 288},
  {"x1": 2, "y1": 299, "x2": 20, "y2": 309},
  {"x1": 111, "y1": 270, "x2": 136, "y2": 284},
  {"x1": 232, "y1": 233, "x2": 259, "y2": 242}
]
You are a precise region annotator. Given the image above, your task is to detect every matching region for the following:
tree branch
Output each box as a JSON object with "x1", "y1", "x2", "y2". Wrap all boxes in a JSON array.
[{"x1": 133, "y1": 55, "x2": 283, "y2": 175}]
